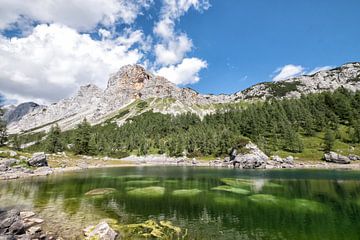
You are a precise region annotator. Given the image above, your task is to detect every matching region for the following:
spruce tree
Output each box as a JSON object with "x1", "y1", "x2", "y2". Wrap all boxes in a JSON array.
[
  {"x1": 324, "y1": 128, "x2": 335, "y2": 152},
  {"x1": 45, "y1": 124, "x2": 64, "y2": 153},
  {"x1": 73, "y1": 119, "x2": 92, "y2": 155}
]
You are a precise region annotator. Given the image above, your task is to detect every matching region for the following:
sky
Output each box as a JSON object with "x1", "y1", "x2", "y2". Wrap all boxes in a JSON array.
[{"x1": 0, "y1": 0, "x2": 359, "y2": 104}]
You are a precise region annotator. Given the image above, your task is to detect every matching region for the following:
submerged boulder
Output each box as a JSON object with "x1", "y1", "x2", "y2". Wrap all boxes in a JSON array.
[
  {"x1": 27, "y1": 153, "x2": 48, "y2": 167},
  {"x1": 324, "y1": 152, "x2": 350, "y2": 164}
]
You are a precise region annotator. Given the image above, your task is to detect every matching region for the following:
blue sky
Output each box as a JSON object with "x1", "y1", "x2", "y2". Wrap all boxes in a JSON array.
[
  {"x1": 181, "y1": 0, "x2": 360, "y2": 94},
  {"x1": 0, "y1": 0, "x2": 359, "y2": 103}
]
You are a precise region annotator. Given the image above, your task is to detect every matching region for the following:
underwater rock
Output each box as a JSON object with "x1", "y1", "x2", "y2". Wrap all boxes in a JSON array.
[
  {"x1": 291, "y1": 199, "x2": 326, "y2": 213},
  {"x1": 83, "y1": 221, "x2": 118, "y2": 240},
  {"x1": 211, "y1": 186, "x2": 250, "y2": 195},
  {"x1": 220, "y1": 178, "x2": 254, "y2": 188},
  {"x1": 127, "y1": 186, "x2": 165, "y2": 197},
  {"x1": 248, "y1": 194, "x2": 281, "y2": 206},
  {"x1": 125, "y1": 180, "x2": 160, "y2": 186},
  {"x1": 85, "y1": 188, "x2": 117, "y2": 196},
  {"x1": 172, "y1": 189, "x2": 203, "y2": 197}
]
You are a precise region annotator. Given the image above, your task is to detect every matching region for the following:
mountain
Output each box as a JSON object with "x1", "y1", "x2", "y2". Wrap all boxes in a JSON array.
[
  {"x1": 6, "y1": 62, "x2": 360, "y2": 134},
  {"x1": 3, "y1": 102, "x2": 40, "y2": 123}
]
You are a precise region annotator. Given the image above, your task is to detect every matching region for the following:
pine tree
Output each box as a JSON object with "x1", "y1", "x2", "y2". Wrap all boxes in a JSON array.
[
  {"x1": 45, "y1": 124, "x2": 64, "y2": 153},
  {"x1": 324, "y1": 128, "x2": 335, "y2": 152},
  {"x1": 73, "y1": 119, "x2": 92, "y2": 155},
  {"x1": 11, "y1": 135, "x2": 21, "y2": 151}
]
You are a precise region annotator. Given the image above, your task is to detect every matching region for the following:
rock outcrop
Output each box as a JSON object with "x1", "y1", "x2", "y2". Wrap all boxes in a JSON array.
[
  {"x1": 324, "y1": 152, "x2": 351, "y2": 164},
  {"x1": 6, "y1": 62, "x2": 360, "y2": 134},
  {"x1": 231, "y1": 143, "x2": 269, "y2": 169}
]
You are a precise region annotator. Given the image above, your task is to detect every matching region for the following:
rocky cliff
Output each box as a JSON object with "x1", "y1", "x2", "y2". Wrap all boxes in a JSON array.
[{"x1": 6, "y1": 62, "x2": 360, "y2": 134}]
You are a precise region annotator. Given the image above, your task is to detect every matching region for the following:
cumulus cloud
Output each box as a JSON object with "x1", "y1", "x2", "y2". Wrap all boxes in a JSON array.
[
  {"x1": 308, "y1": 66, "x2": 333, "y2": 75},
  {"x1": 156, "y1": 57, "x2": 207, "y2": 85},
  {"x1": 0, "y1": 24, "x2": 144, "y2": 103},
  {"x1": 0, "y1": 0, "x2": 153, "y2": 31},
  {"x1": 154, "y1": 0, "x2": 210, "y2": 66},
  {"x1": 272, "y1": 64, "x2": 335, "y2": 81},
  {"x1": 0, "y1": 0, "x2": 211, "y2": 104},
  {"x1": 272, "y1": 64, "x2": 305, "y2": 81}
]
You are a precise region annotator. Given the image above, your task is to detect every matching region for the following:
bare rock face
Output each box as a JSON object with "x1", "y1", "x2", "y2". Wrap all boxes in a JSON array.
[
  {"x1": 324, "y1": 152, "x2": 351, "y2": 164},
  {"x1": 235, "y1": 62, "x2": 360, "y2": 100}
]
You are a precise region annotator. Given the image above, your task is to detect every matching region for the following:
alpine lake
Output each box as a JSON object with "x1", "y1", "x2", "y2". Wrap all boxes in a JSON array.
[{"x1": 1, "y1": 166, "x2": 360, "y2": 240}]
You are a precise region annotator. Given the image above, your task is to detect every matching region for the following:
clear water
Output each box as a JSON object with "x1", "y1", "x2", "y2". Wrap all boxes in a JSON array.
[{"x1": 1, "y1": 166, "x2": 360, "y2": 239}]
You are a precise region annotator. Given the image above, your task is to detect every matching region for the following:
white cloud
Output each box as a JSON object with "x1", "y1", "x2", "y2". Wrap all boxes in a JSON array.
[
  {"x1": 154, "y1": 34, "x2": 192, "y2": 65},
  {"x1": 153, "y1": 0, "x2": 210, "y2": 66},
  {"x1": 308, "y1": 66, "x2": 333, "y2": 75},
  {"x1": 156, "y1": 57, "x2": 207, "y2": 85},
  {"x1": 0, "y1": 24, "x2": 145, "y2": 103},
  {"x1": 0, "y1": 0, "x2": 153, "y2": 31},
  {"x1": 272, "y1": 64, "x2": 305, "y2": 82}
]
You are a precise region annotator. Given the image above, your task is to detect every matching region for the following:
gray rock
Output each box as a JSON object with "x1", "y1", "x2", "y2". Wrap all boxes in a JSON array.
[
  {"x1": 0, "y1": 159, "x2": 18, "y2": 168},
  {"x1": 27, "y1": 153, "x2": 47, "y2": 167},
  {"x1": 83, "y1": 221, "x2": 117, "y2": 240},
  {"x1": 348, "y1": 154, "x2": 360, "y2": 161},
  {"x1": 231, "y1": 143, "x2": 268, "y2": 169},
  {"x1": 324, "y1": 152, "x2": 351, "y2": 164}
]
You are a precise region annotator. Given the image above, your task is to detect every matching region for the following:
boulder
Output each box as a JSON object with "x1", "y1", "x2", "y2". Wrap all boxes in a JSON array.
[
  {"x1": 0, "y1": 209, "x2": 25, "y2": 235},
  {"x1": 324, "y1": 152, "x2": 350, "y2": 164},
  {"x1": 83, "y1": 221, "x2": 117, "y2": 240},
  {"x1": 27, "y1": 153, "x2": 47, "y2": 167},
  {"x1": 0, "y1": 159, "x2": 18, "y2": 168},
  {"x1": 348, "y1": 154, "x2": 360, "y2": 161},
  {"x1": 231, "y1": 143, "x2": 268, "y2": 169}
]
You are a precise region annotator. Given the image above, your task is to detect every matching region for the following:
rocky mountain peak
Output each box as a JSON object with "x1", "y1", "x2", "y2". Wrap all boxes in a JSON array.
[{"x1": 107, "y1": 64, "x2": 151, "y2": 90}]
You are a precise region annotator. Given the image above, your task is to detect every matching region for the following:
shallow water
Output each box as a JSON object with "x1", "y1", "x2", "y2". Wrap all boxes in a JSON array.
[{"x1": 1, "y1": 166, "x2": 360, "y2": 239}]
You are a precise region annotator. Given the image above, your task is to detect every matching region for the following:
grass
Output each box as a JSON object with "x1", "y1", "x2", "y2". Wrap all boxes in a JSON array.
[
  {"x1": 172, "y1": 189, "x2": 203, "y2": 197},
  {"x1": 272, "y1": 130, "x2": 360, "y2": 161}
]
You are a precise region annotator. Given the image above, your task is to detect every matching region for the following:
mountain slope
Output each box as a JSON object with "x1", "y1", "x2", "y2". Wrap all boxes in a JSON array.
[{"x1": 6, "y1": 62, "x2": 360, "y2": 134}]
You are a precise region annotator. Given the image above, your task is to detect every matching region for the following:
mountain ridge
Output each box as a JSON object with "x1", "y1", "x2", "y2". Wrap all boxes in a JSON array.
[{"x1": 5, "y1": 62, "x2": 360, "y2": 134}]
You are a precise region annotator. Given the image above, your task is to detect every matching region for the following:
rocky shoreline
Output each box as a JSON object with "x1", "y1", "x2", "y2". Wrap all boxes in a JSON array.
[
  {"x1": 0, "y1": 208, "x2": 57, "y2": 240},
  {"x1": 1, "y1": 146, "x2": 360, "y2": 181}
]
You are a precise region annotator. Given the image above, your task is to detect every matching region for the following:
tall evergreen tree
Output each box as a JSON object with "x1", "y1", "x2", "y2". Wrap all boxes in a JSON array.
[
  {"x1": 324, "y1": 128, "x2": 335, "y2": 152},
  {"x1": 73, "y1": 119, "x2": 92, "y2": 155},
  {"x1": 45, "y1": 124, "x2": 64, "y2": 153}
]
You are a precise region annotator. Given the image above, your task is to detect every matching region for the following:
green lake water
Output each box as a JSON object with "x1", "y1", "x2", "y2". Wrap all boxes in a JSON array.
[{"x1": 1, "y1": 166, "x2": 360, "y2": 239}]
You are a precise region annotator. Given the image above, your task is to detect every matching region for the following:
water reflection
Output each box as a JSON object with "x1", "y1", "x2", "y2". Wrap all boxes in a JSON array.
[{"x1": 1, "y1": 167, "x2": 360, "y2": 239}]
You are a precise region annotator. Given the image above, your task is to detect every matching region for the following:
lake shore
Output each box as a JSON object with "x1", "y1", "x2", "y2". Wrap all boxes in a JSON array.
[{"x1": 2, "y1": 153, "x2": 360, "y2": 181}]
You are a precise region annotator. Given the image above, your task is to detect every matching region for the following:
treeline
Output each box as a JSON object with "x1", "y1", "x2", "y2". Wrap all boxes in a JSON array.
[{"x1": 23, "y1": 89, "x2": 360, "y2": 157}]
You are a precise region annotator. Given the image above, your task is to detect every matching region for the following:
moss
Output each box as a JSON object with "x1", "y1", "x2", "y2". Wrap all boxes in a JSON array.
[
  {"x1": 213, "y1": 196, "x2": 241, "y2": 205},
  {"x1": 125, "y1": 180, "x2": 160, "y2": 186},
  {"x1": 172, "y1": 189, "x2": 203, "y2": 197},
  {"x1": 248, "y1": 194, "x2": 281, "y2": 206},
  {"x1": 127, "y1": 186, "x2": 165, "y2": 197},
  {"x1": 119, "y1": 219, "x2": 184, "y2": 239},
  {"x1": 211, "y1": 185, "x2": 250, "y2": 195},
  {"x1": 220, "y1": 178, "x2": 254, "y2": 188},
  {"x1": 84, "y1": 188, "x2": 117, "y2": 196},
  {"x1": 291, "y1": 199, "x2": 326, "y2": 213}
]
